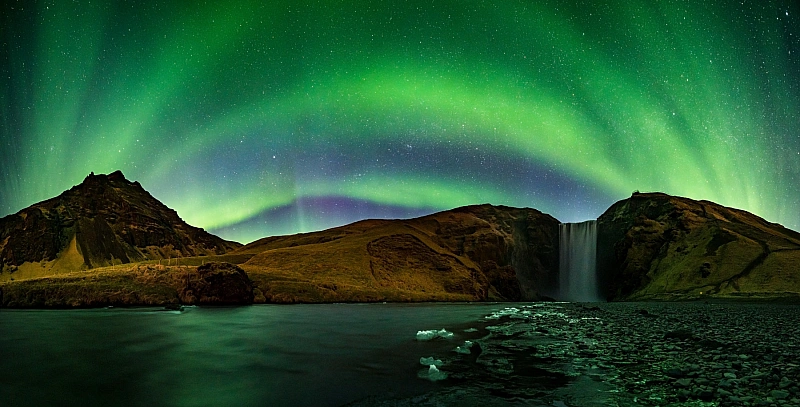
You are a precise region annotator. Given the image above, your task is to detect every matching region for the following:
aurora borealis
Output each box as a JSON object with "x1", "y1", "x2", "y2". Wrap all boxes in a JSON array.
[{"x1": 1, "y1": 1, "x2": 798, "y2": 244}]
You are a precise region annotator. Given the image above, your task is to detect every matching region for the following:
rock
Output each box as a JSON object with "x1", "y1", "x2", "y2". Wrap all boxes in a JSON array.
[
  {"x1": 694, "y1": 377, "x2": 710, "y2": 386},
  {"x1": 772, "y1": 390, "x2": 790, "y2": 399},
  {"x1": 664, "y1": 329, "x2": 695, "y2": 341},
  {"x1": 697, "y1": 388, "x2": 715, "y2": 401},
  {"x1": 178, "y1": 262, "x2": 254, "y2": 305},
  {"x1": 699, "y1": 339, "x2": 726, "y2": 350},
  {"x1": 665, "y1": 368, "x2": 685, "y2": 378}
]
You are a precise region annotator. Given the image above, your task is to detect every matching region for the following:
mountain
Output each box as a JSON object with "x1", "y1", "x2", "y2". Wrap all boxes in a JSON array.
[
  {"x1": 0, "y1": 171, "x2": 240, "y2": 281},
  {"x1": 236, "y1": 204, "x2": 560, "y2": 303},
  {"x1": 0, "y1": 171, "x2": 559, "y2": 306},
  {"x1": 2, "y1": 173, "x2": 799, "y2": 307},
  {"x1": 597, "y1": 192, "x2": 800, "y2": 300}
]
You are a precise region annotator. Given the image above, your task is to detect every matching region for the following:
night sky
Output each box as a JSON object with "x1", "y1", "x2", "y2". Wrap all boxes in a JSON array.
[{"x1": 2, "y1": 1, "x2": 798, "y2": 244}]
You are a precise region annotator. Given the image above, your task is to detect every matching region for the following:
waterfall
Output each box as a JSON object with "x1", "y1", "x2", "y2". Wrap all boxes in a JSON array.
[{"x1": 559, "y1": 220, "x2": 600, "y2": 302}]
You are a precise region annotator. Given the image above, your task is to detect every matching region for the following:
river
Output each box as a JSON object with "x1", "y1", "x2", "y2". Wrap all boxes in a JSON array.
[
  {"x1": 0, "y1": 303, "x2": 511, "y2": 407},
  {"x1": 4, "y1": 302, "x2": 797, "y2": 406}
]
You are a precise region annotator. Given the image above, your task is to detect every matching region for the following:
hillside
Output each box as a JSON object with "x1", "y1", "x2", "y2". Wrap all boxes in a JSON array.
[
  {"x1": 236, "y1": 204, "x2": 559, "y2": 303},
  {"x1": 597, "y1": 192, "x2": 800, "y2": 300}
]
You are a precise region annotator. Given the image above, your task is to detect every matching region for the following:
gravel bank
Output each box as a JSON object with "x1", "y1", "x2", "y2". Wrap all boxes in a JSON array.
[{"x1": 352, "y1": 302, "x2": 800, "y2": 406}]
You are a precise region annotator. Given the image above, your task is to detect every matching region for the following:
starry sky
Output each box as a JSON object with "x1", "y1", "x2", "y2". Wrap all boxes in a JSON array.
[{"x1": 2, "y1": 0, "x2": 798, "y2": 244}]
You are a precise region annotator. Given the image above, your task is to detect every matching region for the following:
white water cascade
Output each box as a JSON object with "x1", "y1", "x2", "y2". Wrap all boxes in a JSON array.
[{"x1": 559, "y1": 220, "x2": 601, "y2": 302}]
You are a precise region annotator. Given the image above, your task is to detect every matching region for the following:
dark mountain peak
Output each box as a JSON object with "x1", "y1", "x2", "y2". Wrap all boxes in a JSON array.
[
  {"x1": 107, "y1": 169, "x2": 126, "y2": 180},
  {"x1": 448, "y1": 202, "x2": 556, "y2": 222},
  {"x1": 0, "y1": 173, "x2": 240, "y2": 274},
  {"x1": 76, "y1": 170, "x2": 142, "y2": 193},
  {"x1": 80, "y1": 170, "x2": 129, "y2": 186}
]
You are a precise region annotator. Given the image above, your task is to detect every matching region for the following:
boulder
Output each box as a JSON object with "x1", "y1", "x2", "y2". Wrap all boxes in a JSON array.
[{"x1": 179, "y1": 262, "x2": 254, "y2": 305}]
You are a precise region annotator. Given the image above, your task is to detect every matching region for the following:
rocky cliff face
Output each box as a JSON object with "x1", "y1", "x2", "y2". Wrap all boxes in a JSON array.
[
  {"x1": 597, "y1": 193, "x2": 800, "y2": 300},
  {"x1": 425, "y1": 205, "x2": 560, "y2": 300},
  {"x1": 0, "y1": 171, "x2": 240, "y2": 278},
  {"x1": 237, "y1": 204, "x2": 559, "y2": 303}
]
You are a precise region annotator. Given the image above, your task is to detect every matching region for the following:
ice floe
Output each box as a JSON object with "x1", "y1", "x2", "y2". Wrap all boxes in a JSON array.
[
  {"x1": 415, "y1": 328, "x2": 454, "y2": 341},
  {"x1": 418, "y1": 364, "x2": 448, "y2": 381},
  {"x1": 454, "y1": 340, "x2": 473, "y2": 354}
]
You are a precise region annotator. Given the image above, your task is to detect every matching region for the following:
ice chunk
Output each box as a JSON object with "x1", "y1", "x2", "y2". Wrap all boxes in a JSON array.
[
  {"x1": 416, "y1": 330, "x2": 437, "y2": 340},
  {"x1": 484, "y1": 307, "x2": 521, "y2": 320},
  {"x1": 415, "y1": 328, "x2": 454, "y2": 341},
  {"x1": 454, "y1": 340, "x2": 473, "y2": 354},
  {"x1": 418, "y1": 364, "x2": 448, "y2": 382},
  {"x1": 419, "y1": 356, "x2": 443, "y2": 366},
  {"x1": 428, "y1": 365, "x2": 447, "y2": 381}
]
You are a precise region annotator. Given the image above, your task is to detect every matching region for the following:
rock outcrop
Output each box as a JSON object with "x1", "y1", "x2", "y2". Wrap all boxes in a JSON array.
[
  {"x1": 597, "y1": 192, "x2": 800, "y2": 300},
  {"x1": 0, "y1": 171, "x2": 241, "y2": 280},
  {"x1": 0, "y1": 262, "x2": 254, "y2": 307},
  {"x1": 178, "y1": 262, "x2": 254, "y2": 305},
  {"x1": 237, "y1": 204, "x2": 559, "y2": 303}
]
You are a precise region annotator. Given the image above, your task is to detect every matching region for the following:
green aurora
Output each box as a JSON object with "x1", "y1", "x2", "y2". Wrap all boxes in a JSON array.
[{"x1": 2, "y1": 0, "x2": 798, "y2": 243}]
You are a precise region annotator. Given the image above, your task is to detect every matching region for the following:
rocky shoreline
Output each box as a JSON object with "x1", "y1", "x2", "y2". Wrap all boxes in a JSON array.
[{"x1": 356, "y1": 302, "x2": 800, "y2": 407}]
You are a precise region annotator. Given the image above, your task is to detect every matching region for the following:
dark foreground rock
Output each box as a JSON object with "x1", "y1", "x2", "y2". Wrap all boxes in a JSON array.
[
  {"x1": 0, "y1": 262, "x2": 254, "y2": 307},
  {"x1": 179, "y1": 262, "x2": 254, "y2": 305},
  {"x1": 349, "y1": 302, "x2": 800, "y2": 407}
]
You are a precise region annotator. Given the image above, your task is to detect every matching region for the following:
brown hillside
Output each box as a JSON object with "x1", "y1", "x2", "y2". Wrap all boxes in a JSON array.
[
  {"x1": 236, "y1": 204, "x2": 559, "y2": 303},
  {"x1": 597, "y1": 192, "x2": 800, "y2": 300},
  {"x1": 0, "y1": 171, "x2": 240, "y2": 282}
]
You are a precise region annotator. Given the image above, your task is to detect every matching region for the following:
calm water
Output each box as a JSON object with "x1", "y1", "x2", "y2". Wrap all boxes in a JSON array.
[{"x1": 0, "y1": 303, "x2": 509, "y2": 407}]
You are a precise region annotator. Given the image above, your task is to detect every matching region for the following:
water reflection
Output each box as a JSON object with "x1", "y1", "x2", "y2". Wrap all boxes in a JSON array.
[{"x1": 0, "y1": 304, "x2": 503, "y2": 407}]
